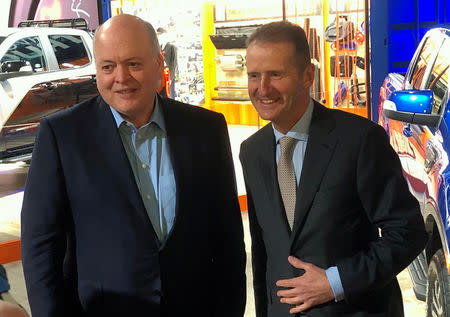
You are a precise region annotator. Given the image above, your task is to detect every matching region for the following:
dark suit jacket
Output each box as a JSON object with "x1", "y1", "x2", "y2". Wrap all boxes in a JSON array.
[
  {"x1": 21, "y1": 95, "x2": 246, "y2": 316},
  {"x1": 163, "y1": 42, "x2": 178, "y2": 81},
  {"x1": 239, "y1": 101, "x2": 427, "y2": 317}
]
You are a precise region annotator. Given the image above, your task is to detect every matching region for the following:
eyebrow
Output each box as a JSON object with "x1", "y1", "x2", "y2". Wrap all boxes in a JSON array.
[
  {"x1": 247, "y1": 70, "x2": 285, "y2": 74},
  {"x1": 98, "y1": 57, "x2": 143, "y2": 63}
]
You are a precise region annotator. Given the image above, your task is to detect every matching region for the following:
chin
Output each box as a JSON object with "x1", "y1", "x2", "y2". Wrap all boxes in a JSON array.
[{"x1": 256, "y1": 109, "x2": 278, "y2": 121}]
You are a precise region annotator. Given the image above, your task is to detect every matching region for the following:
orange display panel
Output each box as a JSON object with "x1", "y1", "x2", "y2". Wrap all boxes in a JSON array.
[{"x1": 0, "y1": 239, "x2": 21, "y2": 264}]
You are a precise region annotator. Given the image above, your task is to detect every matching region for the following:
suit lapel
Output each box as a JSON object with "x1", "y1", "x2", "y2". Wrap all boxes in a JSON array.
[
  {"x1": 257, "y1": 125, "x2": 293, "y2": 234},
  {"x1": 290, "y1": 103, "x2": 338, "y2": 244},
  {"x1": 159, "y1": 97, "x2": 192, "y2": 247},
  {"x1": 95, "y1": 97, "x2": 158, "y2": 240}
]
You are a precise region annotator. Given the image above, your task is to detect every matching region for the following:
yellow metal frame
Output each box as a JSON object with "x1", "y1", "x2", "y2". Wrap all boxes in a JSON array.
[
  {"x1": 201, "y1": 1, "x2": 217, "y2": 111},
  {"x1": 322, "y1": 0, "x2": 332, "y2": 108}
]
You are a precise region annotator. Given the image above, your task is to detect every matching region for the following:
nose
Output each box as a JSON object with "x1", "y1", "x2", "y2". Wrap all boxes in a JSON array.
[
  {"x1": 259, "y1": 75, "x2": 271, "y2": 95},
  {"x1": 115, "y1": 65, "x2": 131, "y2": 83}
]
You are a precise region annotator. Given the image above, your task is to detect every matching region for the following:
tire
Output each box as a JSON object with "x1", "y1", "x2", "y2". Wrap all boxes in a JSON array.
[{"x1": 427, "y1": 249, "x2": 450, "y2": 317}]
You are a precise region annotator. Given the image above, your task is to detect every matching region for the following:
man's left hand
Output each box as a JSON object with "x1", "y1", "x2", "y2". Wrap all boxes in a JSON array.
[{"x1": 276, "y1": 256, "x2": 335, "y2": 314}]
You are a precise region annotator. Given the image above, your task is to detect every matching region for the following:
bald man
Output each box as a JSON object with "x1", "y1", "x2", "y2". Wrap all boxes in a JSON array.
[{"x1": 21, "y1": 14, "x2": 246, "y2": 317}]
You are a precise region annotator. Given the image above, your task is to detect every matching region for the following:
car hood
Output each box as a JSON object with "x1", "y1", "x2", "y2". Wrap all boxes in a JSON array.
[{"x1": 0, "y1": 64, "x2": 95, "y2": 130}]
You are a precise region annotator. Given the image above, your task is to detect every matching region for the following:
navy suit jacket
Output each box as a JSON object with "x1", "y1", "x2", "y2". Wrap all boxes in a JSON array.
[
  {"x1": 21, "y1": 95, "x2": 246, "y2": 316},
  {"x1": 240, "y1": 102, "x2": 427, "y2": 317}
]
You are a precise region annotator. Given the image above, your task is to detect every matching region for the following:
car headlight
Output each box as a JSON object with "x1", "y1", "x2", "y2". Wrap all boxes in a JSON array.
[{"x1": 383, "y1": 99, "x2": 397, "y2": 111}]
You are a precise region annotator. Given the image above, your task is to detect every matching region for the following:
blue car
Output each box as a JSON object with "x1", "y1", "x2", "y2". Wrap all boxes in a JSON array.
[{"x1": 378, "y1": 27, "x2": 450, "y2": 316}]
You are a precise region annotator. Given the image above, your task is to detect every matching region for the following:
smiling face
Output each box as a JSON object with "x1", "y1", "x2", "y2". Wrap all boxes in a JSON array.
[
  {"x1": 94, "y1": 15, "x2": 163, "y2": 128},
  {"x1": 246, "y1": 41, "x2": 314, "y2": 133}
]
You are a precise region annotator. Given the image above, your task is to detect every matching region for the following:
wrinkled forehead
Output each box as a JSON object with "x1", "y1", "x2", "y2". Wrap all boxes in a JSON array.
[{"x1": 246, "y1": 41, "x2": 296, "y2": 60}]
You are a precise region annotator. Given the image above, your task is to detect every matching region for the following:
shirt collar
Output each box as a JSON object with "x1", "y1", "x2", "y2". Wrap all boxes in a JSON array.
[
  {"x1": 273, "y1": 98, "x2": 314, "y2": 143},
  {"x1": 109, "y1": 96, "x2": 166, "y2": 133}
]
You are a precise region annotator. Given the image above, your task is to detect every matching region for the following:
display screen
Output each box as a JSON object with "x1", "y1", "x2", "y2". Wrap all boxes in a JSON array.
[{"x1": 9, "y1": 0, "x2": 100, "y2": 30}]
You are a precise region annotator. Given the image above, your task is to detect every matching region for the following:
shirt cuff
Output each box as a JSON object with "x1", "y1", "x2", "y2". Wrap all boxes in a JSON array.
[{"x1": 325, "y1": 266, "x2": 345, "y2": 302}]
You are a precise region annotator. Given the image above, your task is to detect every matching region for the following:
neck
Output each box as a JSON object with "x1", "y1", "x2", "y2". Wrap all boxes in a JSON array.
[
  {"x1": 274, "y1": 99, "x2": 310, "y2": 134},
  {"x1": 124, "y1": 103, "x2": 155, "y2": 129}
]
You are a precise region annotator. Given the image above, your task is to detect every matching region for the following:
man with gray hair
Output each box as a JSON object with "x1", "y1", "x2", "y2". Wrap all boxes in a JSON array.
[{"x1": 240, "y1": 21, "x2": 427, "y2": 316}]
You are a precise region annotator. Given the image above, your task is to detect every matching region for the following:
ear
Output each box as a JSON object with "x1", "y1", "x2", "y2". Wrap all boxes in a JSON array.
[
  {"x1": 157, "y1": 51, "x2": 164, "y2": 73},
  {"x1": 302, "y1": 63, "x2": 315, "y2": 88},
  {"x1": 155, "y1": 52, "x2": 165, "y2": 91}
]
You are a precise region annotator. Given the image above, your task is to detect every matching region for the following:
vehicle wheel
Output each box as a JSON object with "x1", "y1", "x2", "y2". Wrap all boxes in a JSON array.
[{"x1": 427, "y1": 249, "x2": 450, "y2": 317}]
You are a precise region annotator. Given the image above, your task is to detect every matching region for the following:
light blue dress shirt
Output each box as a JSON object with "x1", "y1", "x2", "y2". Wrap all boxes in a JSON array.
[
  {"x1": 272, "y1": 99, "x2": 345, "y2": 302},
  {"x1": 109, "y1": 98, "x2": 176, "y2": 242}
]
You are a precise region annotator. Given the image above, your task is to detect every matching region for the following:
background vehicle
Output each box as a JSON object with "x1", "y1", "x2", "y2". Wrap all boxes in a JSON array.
[
  {"x1": 0, "y1": 19, "x2": 98, "y2": 162},
  {"x1": 378, "y1": 27, "x2": 450, "y2": 316}
]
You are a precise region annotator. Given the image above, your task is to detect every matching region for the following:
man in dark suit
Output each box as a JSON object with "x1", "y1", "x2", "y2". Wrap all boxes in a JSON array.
[
  {"x1": 21, "y1": 14, "x2": 246, "y2": 316},
  {"x1": 157, "y1": 27, "x2": 178, "y2": 98},
  {"x1": 240, "y1": 21, "x2": 427, "y2": 316}
]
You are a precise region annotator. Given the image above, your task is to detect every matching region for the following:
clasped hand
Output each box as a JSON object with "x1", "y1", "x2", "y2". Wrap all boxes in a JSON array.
[{"x1": 276, "y1": 256, "x2": 335, "y2": 314}]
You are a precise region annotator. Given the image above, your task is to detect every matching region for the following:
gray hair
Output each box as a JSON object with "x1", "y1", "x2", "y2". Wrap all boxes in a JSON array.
[{"x1": 247, "y1": 21, "x2": 310, "y2": 71}]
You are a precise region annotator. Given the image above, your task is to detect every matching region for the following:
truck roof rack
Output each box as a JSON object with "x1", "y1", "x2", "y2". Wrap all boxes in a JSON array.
[{"x1": 17, "y1": 18, "x2": 89, "y2": 30}]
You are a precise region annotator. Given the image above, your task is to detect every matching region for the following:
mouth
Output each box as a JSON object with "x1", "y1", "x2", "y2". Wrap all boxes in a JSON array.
[
  {"x1": 260, "y1": 99, "x2": 276, "y2": 104},
  {"x1": 115, "y1": 88, "x2": 138, "y2": 95},
  {"x1": 257, "y1": 98, "x2": 280, "y2": 106}
]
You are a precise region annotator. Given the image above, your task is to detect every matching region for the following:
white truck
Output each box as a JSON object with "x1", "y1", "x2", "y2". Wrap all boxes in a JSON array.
[{"x1": 0, "y1": 18, "x2": 97, "y2": 162}]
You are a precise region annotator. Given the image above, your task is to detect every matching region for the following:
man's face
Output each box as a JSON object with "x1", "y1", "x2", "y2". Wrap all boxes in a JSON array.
[
  {"x1": 94, "y1": 19, "x2": 163, "y2": 127},
  {"x1": 246, "y1": 41, "x2": 314, "y2": 133}
]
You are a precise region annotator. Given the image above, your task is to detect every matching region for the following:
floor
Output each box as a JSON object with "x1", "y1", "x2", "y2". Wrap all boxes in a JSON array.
[{"x1": 0, "y1": 124, "x2": 426, "y2": 316}]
